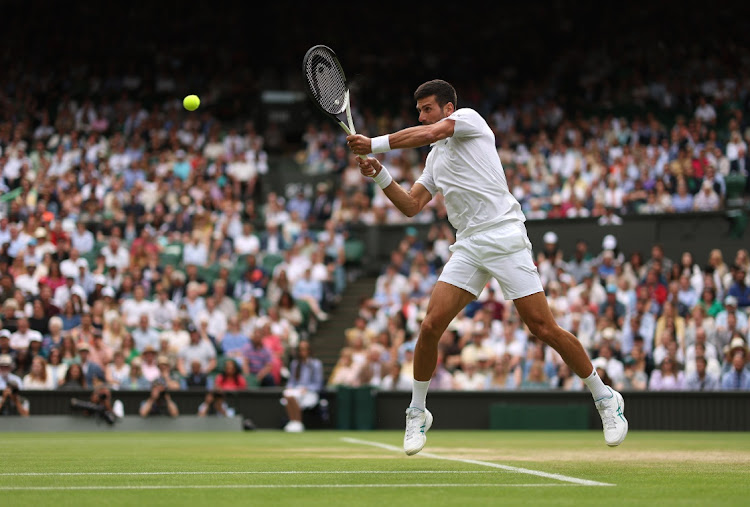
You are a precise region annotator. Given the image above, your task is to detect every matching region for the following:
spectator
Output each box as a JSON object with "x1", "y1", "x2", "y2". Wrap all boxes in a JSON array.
[
  {"x1": 74, "y1": 343, "x2": 104, "y2": 384},
  {"x1": 0, "y1": 381, "x2": 29, "y2": 416},
  {"x1": 139, "y1": 379, "x2": 179, "y2": 418},
  {"x1": 715, "y1": 296, "x2": 748, "y2": 337},
  {"x1": 220, "y1": 316, "x2": 250, "y2": 359},
  {"x1": 241, "y1": 327, "x2": 276, "y2": 387},
  {"x1": 685, "y1": 356, "x2": 720, "y2": 391},
  {"x1": 197, "y1": 389, "x2": 235, "y2": 417},
  {"x1": 131, "y1": 314, "x2": 161, "y2": 352},
  {"x1": 0, "y1": 354, "x2": 23, "y2": 390},
  {"x1": 214, "y1": 358, "x2": 247, "y2": 391},
  {"x1": 58, "y1": 363, "x2": 87, "y2": 390},
  {"x1": 121, "y1": 285, "x2": 153, "y2": 328},
  {"x1": 184, "y1": 359, "x2": 211, "y2": 390},
  {"x1": 720, "y1": 339, "x2": 750, "y2": 390},
  {"x1": 10, "y1": 317, "x2": 43, "y2": 353},
  {"x1": 328, "y1": 348, "x2": 359, "y2": 387},
  {"x1": 177, "y1": 324, "x2": 217, "y2": 377},
  {"x1": 648, "y1": 357, "x2": 685, "y2": 391},
  {"x1": 46, "y1": 348, "x2": 68, "y2": 388},
  {"x1": 485, "y1": 353, "x2": 519, "y2": 390},
  {"x1": 234, "y1": 222, "x2": 261, "y2": 257},
  {"x1": 282, "y1": 341, "x2": 323, "y2": 432},
  {"x1": 291, "y1": 267, "x2": 328, "y2": 322},
  {"x1": 22, "y1": 356, "x2": 54, "y2": 389},
  {"x1": 155, "y1": 355, "x2": 182, "y2": 390},
  {"x1": 727, "y1": 267, "x2": 750, "y2": 309},
  {"x1": 105, "y1": 350, "x2": 131, "y2": 389},
  {"x1": 71, "y1": 223, "x2": 95, "y2": 254},
  {"x1": 121, "y1": 358, "x2": 151, "y2": 390},
  {"x1": 693, "y1": 180, "x2": 721, "y2": 211}
]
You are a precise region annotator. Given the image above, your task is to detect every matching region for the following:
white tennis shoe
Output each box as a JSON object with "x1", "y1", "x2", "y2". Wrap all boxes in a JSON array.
[
  {"x1": 404, "y1": 407, "x2": 433, "y2": 456},
  {"x1": 595, "y1": 387, "x2": 628, "y2": 446}
]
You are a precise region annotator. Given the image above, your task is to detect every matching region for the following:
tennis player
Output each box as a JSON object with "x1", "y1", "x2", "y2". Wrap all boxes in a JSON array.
[{"x1": 346, "y1": 79, "x2": 627, "y2": 455}]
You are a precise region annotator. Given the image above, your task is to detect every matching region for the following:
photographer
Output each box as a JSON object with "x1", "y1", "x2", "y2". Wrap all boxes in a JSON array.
[
  {"x1": 0, "y1": 354, "x2": 23, "y2": 390},
  {"x1": 0, "y1": 381, "x2": 30, "y2": 416},
  {"x1": 70, "y1": 385, "x2": 122, "y2": 425},
  {"x1": 197, "y1": 389, "x2": 235, "y2": 417},
  {"x1": 139, "y1": 379, "x2": 179, "y2": 418}
]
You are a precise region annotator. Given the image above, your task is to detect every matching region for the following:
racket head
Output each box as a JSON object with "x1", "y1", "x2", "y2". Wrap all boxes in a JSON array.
[{"x1": 303, "y1": 45, "x2": 350, "y2": 122}]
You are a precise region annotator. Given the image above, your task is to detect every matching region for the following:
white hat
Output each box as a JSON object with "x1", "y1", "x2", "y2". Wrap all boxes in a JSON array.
[
  {"x1": 592, "y1": 357, "x2": 608, "y2": 370},
  {"x1": 101, "y1": 286, "x2": 116, "y2": 298},
  {"x1": 93, "y1": 274, "x2": 107, "y2": 286},
  {"x1": 602, "y1": 327, "x2": 616, "y2": 340},
  {"x1": 76, "y1": 258, "x2": 89, "y2": 270},
  {"x1": 61, "y1": 264, "x2": 78, "y2": 279},
  {"x1": 71, "y1": 286, "x2": 87, "y2": 300},
  {"x1": 543, "y1": 231, "x2": 558, "y2": 244},
  {"x1": 724, "y1": 295, "x2": 738, "y2": 307},
  {"x1": 602, "y1": 234, "x2": 617, "y2": 251}
]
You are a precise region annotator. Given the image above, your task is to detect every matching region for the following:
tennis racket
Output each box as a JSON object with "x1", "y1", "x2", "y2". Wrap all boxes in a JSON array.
[{"x1": 303, "y1": 45, "x2": 365, "y2": 159}]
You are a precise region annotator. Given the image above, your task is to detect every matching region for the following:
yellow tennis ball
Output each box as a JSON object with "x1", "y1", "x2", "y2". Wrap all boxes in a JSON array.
[{"x1": 183, "y1": 95, "x2": 200, "y2": 111}]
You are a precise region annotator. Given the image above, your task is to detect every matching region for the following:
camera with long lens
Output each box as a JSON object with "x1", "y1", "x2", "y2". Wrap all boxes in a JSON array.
[{"x1": 70, "y1": 390, "x2": 116, "y2": 425}]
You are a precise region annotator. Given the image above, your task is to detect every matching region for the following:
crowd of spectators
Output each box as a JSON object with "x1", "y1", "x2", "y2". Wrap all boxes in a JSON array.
[
  {"x1": 303, "y1": 70, "x2": 750, "y2": 225},
  {"x1": 330, "y1": 228, "x2": 750, "y2": 392},
  {"x1": 1, "y1": 3, "x2": 750, "y2": 419},
  {"x1": 0, "y1": 88, "x2": 356, "y2": 412}
]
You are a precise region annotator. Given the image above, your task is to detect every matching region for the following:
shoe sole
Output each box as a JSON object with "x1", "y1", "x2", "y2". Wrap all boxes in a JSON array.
[
  {"x1": 607, "y1": 392, "x2": 628, "y2": 447},
  {"x1": 405, "y1": 409, "x2": 433, "y2": 456}
]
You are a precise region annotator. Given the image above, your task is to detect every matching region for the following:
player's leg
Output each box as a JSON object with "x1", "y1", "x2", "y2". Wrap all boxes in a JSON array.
[
  {"x1": 413, "y1": 281, "x2": 477, "y2": 382},
  {"x1": 513, "y1": 292, "x2": 593, "y2": 377},
  {"x1": 514, "y1": 291, "x2": 628, "y2": 446},
  {"x1": 404, "y1": 247, "x2": 489, "y2": 456},
  {"x1": 480, "y1": 223, "x2": 627, "y2": 446},
  {"x1": 404, "y1": 281, "x2": 474, "y2": 456}
]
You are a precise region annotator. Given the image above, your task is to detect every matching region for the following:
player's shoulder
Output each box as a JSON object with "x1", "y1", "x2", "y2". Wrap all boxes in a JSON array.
[
  {"x1": 450, "y1": 107, "x2": 482, "y2": 120},
  {"x1": 448, "y1": 108, "x2": 492, "y2": 137}
]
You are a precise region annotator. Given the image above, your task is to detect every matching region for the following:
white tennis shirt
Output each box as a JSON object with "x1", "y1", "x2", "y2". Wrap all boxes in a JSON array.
[{"x1": 416, "y1": 108, "x2": 525, "y2": 240}]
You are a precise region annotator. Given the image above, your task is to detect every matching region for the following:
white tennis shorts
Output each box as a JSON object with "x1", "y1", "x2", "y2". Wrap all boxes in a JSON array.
[
  {"x1": 283, "y1": 387, "x2": 320, "y2": 409},
  {"x1": 439, "y1": 221, "x2": 543, "y2": 300}
]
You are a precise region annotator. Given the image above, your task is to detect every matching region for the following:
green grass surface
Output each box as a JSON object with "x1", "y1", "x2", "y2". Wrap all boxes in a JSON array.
[{"x1": 1, "y1": 431, "x2": 749, "y2": 506}]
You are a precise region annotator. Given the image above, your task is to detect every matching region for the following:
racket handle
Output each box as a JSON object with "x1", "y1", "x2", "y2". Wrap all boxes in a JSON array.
[{"x1": 339, "y1": 122, "x2": 367, "y2": 159}]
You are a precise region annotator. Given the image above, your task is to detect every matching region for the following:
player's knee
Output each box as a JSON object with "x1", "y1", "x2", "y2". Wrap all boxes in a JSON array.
[
  {"x1": 418, "y1": 317, "x2": 443, "y2": 342},
  {"x1": 527, "y1": 319, "x2": 559, "y2": 345}
]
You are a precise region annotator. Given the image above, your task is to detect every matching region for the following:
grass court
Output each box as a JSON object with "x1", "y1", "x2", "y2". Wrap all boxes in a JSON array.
[{"x1": 1, "y1": 430, "x2": 748, "y2": 506}]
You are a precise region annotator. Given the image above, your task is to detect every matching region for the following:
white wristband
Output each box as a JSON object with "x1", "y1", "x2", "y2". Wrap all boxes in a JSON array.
[
  {"x1": 371, "y1": 135, "x2": 391, "y2": 153},
  {"x1": 372, "y1": 166, "x2": 393, "y2": 189}
]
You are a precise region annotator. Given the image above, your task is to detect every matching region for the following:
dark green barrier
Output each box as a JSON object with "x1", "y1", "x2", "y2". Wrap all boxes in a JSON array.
[
  {"x1": 489, "y1": 403, "x2": 589, "y2": 430},
  {"x1": 335, "y1": 386, "x2": 377, "y2": 430}
]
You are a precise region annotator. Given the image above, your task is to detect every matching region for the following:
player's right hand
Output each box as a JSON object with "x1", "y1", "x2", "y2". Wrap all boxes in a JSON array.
[{"x1": 357, "y1": 156, "x2": 381, "y2": 178}]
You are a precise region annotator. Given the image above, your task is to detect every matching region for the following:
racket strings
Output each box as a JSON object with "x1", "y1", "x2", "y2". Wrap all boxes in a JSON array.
[{"x1": 304, "y1": 48, "x2": 347, "y2": 114}]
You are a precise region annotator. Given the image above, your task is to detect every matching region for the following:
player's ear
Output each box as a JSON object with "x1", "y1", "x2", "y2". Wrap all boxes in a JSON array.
[{"x1": 444, "y1": 102, "x2": 455, "y2": 115}]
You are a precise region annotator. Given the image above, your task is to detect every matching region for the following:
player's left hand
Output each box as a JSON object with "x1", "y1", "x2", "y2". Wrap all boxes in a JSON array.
[
  {"x1": 346, "y1": 134, "x2": 372, "y2": 155},
  {"x1": 357, "y1": 156, "x2": 381, "y2": 178}
]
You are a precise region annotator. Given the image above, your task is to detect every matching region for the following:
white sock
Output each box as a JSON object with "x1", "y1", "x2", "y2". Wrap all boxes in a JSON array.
[
  {"x1": 582, "y1": 369, "x2": 611, "y2": 401},
  {"x1": 409, "y1": 379, "x2": 431, "y2": 411}
]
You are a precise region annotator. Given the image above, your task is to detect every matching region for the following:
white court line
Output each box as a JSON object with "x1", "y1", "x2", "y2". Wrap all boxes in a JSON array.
[
  {"x1": 0, "y1": 470, "x2": 493, "y2": 477},
  {"x1": 341, "y1": 437, "x2": 615, "y2": 487},
  {"x1": 0, "y1": 484, "x2": 577, "y2": 491}
]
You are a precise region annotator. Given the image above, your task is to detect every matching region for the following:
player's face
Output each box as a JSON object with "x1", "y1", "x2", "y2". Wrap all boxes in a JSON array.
[{"x1": 417, "y1": 96, "x2": 450, "y2": 125}]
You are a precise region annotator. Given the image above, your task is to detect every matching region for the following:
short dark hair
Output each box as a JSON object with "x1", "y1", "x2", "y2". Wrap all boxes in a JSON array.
[{"x1": 414, "y1": 79, "x2": 457, "y2": 109}]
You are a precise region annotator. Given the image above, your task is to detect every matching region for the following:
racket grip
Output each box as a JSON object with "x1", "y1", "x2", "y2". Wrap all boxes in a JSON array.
[{"x1": 339, "y1": 122, "x2": 367, "y2": 159}]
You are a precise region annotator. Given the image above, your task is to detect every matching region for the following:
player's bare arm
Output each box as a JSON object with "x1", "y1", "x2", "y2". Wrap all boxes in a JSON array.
[
  {"x1": 347, "y1": 120, "x2": 455, "y2": 155},
  {"x1": 357, "y1": 157, "x2": 432, "y2": 217}
]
